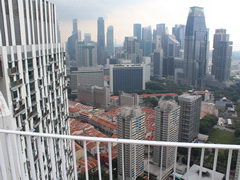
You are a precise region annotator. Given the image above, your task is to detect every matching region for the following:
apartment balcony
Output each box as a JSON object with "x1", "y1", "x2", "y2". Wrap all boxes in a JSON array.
[
  {"x1": 0, "y1": 129, "x2": 240, "y2": 180},
  {"x1": 8, "y1": 67, "x2": 19, "y2": 76},
  {"x1": 10, "y1": 79, "x2": 23, "y2": 89}
]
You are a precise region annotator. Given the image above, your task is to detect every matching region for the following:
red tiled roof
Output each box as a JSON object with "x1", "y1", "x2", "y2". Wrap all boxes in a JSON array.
[
  {"x1": 77, "y1": 157, "x2": 98, "y2": 174},
  {"x1": 91, "y1": 116, "x2": 117, "y2": 130},
  {"x1": 139, "y1": 93, "x2": 178, "y2": 98},
  {"x1": 141, "y1": 107, "x2": 155, "y2": 114}
]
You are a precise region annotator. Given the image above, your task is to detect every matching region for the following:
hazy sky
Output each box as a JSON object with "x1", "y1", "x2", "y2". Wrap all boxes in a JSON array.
[{"x1": 52, "y1": 0, "x2": 240, "y2": 50}]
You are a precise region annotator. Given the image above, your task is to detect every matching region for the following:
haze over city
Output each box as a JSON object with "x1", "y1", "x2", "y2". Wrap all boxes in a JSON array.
[{"x1": 53, "y1": 0, "x2": 240, "y2": 50}]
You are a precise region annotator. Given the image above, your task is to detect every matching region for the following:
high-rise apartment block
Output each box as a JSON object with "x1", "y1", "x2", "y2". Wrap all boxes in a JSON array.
[
  {"x1": 107, "y1": 25, "x2": 114, "y2": 57},
  {"x1": 118, "y1": 107, "x2": 145, "y2": 180},
  {"x1": 211, "y1": 29, "x2": 233, "y2": 82},
  {"x1": 0, "y1": 0, "x2": 73, "y2": 179},
  {"x1": 97, "y1": 17, "x2": 105, "y2": 65},
  {"x1": 154, "y1": 101, "x2": 180, "y2": 179},
  {"x1": 184, "y1": 7, "x2": 209, "y2": 88},
  {"x1": 178, "y1": 94, "x2": 202, "y2": 142}
]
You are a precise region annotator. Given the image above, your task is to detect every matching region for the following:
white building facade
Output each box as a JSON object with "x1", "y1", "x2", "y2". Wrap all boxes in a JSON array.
[{"x1": 0, "y1": 0, "x2": 73, "y2": 179}]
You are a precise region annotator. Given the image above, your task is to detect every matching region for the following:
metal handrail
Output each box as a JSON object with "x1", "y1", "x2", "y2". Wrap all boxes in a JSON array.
[{"x1": 0, "y1": 129, "x2": 239, "y2": 150}]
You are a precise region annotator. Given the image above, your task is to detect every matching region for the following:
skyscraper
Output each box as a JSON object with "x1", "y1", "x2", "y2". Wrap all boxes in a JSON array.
[
  {"x1": 118, "y1": 107, "x2": 145, "y2": 180},
  {"x1": 76, "y1": 41, "x2": 97, "y2": 67},
  {"x1": 123, "y1": 37, "x2": 142, "y2": 63},
  {"x1": 153, "y1": 50, "x2": 164, "y2": 78},
  {"x1": 0, "y1": 0, "x2": 73, "y2": 179},
  {"x1": 211, "y1": 29, "x2": 233, "y2": 82},
  {"x1": 107, "y1": 25, "x2": 114, "y2": 57},
  {"x1": 172, "y1": 24, "x2": 186, "y2": 50},
  {"x1": 72, "y1": 19, "x2": 78, "y2": 35},
  {"x1": 142, "y1": 26, "x2": 153, "y2": 56},
  {"x1": 84, "y1": 33, "x2": 92, "y2": 43},
  {"x1": 184, "y1": 7, "x2": 209, "y2": 88},
  {"x1": 133, "y1": 24, "x2": 142, "y2": 41},
  {"x1": 154, "y1": 101, "x2": 180, "y2": 179},
  {"x1": 97, "y1": 17, "x2": 105, "y2": 65},
  {"x1": 178, "y1": 94, "x2": 202, "y2": 142}
]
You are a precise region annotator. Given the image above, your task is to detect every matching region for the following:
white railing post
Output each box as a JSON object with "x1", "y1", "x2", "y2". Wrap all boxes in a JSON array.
[
  {"x1": 212, "y1": 148, "x2": 218, "y2": 180},
  {"x1": 96, "y1": 142, "x2": 102, "y2": 180},
  {"x1": 26, "y1": 136, "x2": 37, "y2": 180},
  {"x1": 37, "y1": 137, "x2": 46, "y2": 180},
  {"x1": 72, "y1": 140, "x2": 78, "y2": 180},
  {"x1": 199, "y1": 148, "x2": 205, "y2": 180},
  {"x1": 187, "y1": 147, "x2": 191, "y2": 171},
  {"x1": 121, "y1": 143, "x2": 125, "y2": 180},
  {"x1": 226, "y1": 149, "x2": 233, "y2": 180},
  {"x1": 173, "y1": 147, "x2": 178, "y2": 180},
  {"x1": 0, "y1": 137, "x2": 8, "y2": 180},
  {"x1": 83, "y1": 141, "x2": 89, "y2": 180},
  {"x1": 108, "y1": 143, "x2": 113, "y2": 180}
]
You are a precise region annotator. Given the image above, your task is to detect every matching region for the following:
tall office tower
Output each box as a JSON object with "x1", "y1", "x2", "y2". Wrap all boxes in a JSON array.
[
  {"x1": 57, "y1": 22, "x2": 61, "y2": 43},
  {"x1": 184, "y1": 7, "x2": 209, "y2": 88},
  {"x1": 178, "y1": 94, "x2": 202, "y2": 142},
  {"x1": 142, "y1": 26, "x2": 153, "y2": 56},
  {"x1": 0, "y1": 0, "x2": 73, "y2": 179},
  {"x1": 153, "y1": 50, "x2": 164, "y2": 78},
  {"x1": 97, "y1": 17, "x2": 105, "y2": 65},
  {"x1": 163, "y1": 57, "x2": 175, "y2": 77},
  {"x1": 123, "y1": 37, "x2": 142, "y2": 63},
  {"x1": 84, "y1": 33, "x2": 92, "y2": 43},
  {"x1": 109, "y1": 64, "x2": 146, "y2": 93},
  {"x1": 72, "y1": 19, "x2": 78, "y2": 35},
  {"x1": 164, "y1": 35, "x2": 180, "y2": 58},
  {"x1": 211, "y1": 29, "x2": 233, "y2": 82},
  {"x1": 75, "y1": 41, "x2": 97, "y2": 67},
  {"x1": 155, "y1": 24, "x2": 166, "y2": 49},
  {"x1": 153, "y1": 101, "x2": 180, "y2": 179},
  {"x1": 172, "y1": 24, "x2": 185, "y2": 50},
  {"x1": 107, "y1": 25, "x2": 114, "y2": 57},
  {"x1": 118, "y1": 107, "x2": 145, "y2": 180},
  {"x1": 67, "y1": 19, "x2": 80, "y2": 62},
  {"x1": 133, "y1": 24, "x2": 142, "y2": 41}
]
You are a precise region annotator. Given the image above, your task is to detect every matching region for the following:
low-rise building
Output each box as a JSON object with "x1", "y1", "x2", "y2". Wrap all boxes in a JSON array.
[{"x1": 78, "y1": 85, "x2": 110, "y2": 109}]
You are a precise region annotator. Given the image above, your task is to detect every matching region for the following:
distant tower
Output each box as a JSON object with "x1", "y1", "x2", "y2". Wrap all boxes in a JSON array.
[
  {"x1": 211, "y1": 29, "x2": 233, "y2": 82},
  {"x1": 178, "y1": 94, "x2": 202, "y2": 142},
  {"x1": 142, "y1": 26, "x2": 153, "y2": 56},
  {"x1": 153, "y1": 101, "x2": 180, "y2": 179},
  {"x1": 72, "y1": 18, "x2": 78, "y2": 35},
  {"x1": 107, "y1": 26, "x2": 114, "y2": 57},
  {"x1": 133, "y1": 24, "x2": 142, "y2": 41},
  {"x1": 97, "y1": 17, "x2": 105, "y2": 65},
  {"x1": 123, "y1": 37, "x2": 142, "y2": 63},
  {"x1": 172, "y1": 24, "x2": 185, "y2": 50},
  {"x1": 118, "y1": 107, "x2": 145, "y2": 180},
  {"x1": 84, "y1": 33, "x2": 92, "y2": 43},
  {"x1": 184, "y1": 7, "x2": 209, "y2": 88}
]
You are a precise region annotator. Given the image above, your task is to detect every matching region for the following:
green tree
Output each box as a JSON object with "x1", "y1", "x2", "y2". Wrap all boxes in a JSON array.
[{"x1": 199, "y1": 115, "x2": 218, "y2": 135}]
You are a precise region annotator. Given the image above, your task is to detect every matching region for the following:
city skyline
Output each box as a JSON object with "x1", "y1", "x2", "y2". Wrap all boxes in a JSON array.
[{"x1": 53, "y1": 0, "x2": 240, "y2": 50}]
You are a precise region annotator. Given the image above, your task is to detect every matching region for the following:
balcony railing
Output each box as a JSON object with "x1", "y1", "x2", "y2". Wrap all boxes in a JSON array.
[
  {"x1": 0, "y1": 129, "x2": 240, "y2": 180},
  {"x1": 11, "y1": 79, "x2": 23, "y2": 89}
]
